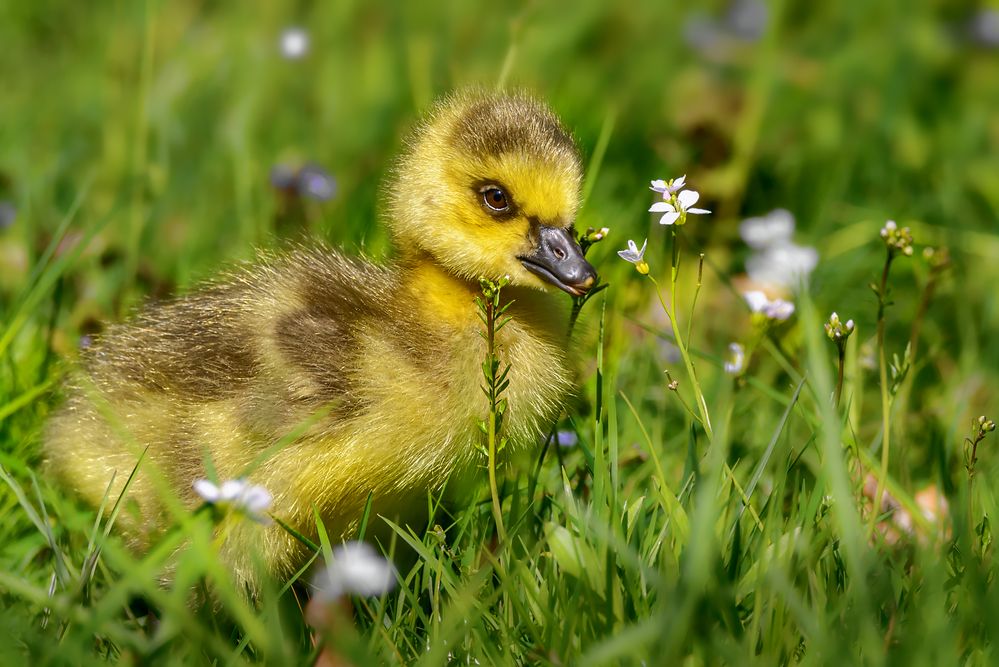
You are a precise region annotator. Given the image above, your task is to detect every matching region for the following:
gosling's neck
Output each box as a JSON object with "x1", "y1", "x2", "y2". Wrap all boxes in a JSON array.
[
  {"x1": 397, "y1": 251, "x2": 479, "y2": 328},
  {"x1": 395, "y1": 251, "x2": 569, "y2": 343}
]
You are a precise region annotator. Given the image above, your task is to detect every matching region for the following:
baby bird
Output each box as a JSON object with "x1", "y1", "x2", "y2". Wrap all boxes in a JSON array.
[{"x1": 45, "y1": 90, "x2": 597, "y2": 591}]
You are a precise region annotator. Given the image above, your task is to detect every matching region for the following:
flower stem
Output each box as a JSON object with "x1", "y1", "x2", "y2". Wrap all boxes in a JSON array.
[
  {"x1": 482, "y1": 293, "x2": 508, "y2": 545},
  {"x1": 487, "y1": 404, "x2": 507, "y2": 545},
  {"x1": 835, "y1": 345, "x2": 846, "y2": 408},
  {"x1": 870, "y1": 251, "x2": 894, "y2": 535},
  {"x1": 650, "y1": 232, "x2": 712, "y2": 440}
]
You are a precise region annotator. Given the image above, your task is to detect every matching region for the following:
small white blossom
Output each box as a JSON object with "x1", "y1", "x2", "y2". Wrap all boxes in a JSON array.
[
  {"x1": 740, "y1": 209, "x2": 817, "y2": 289},
  {"x1": 745, "y1": 242, "x2": 819, "y2": 288},
  {"x1": 825, "y1": 312, "x2": 855, "y2": 343},
  {"x1": 313, "y1": 541, "x2": 397, "y2": 602},
  {"x1": 193, "y1": 478, "x2": 272, "y2": 523},
  {"x1": 723, "y1": 342, "x2": 746, "y2": 375},
  {"x1": 744, "y1": 290, "x2": 795, "y2": 321},
  {"x1": 279, "y1": 27, "x2": 310, "y2": 60},
  {"x1": 970, "y1": 9, "x2": 999, "y2": 47},
  {"x1": 650, "y1": 175, "x2": 686, "y2": 195},
  {"x1": 739, "y1": 209, "x2": 795, "y2": 249},
  {"x1": 880, "y1": 219, "x2": 914, "y2": 256},
  {"x1": 618, "y1": 238, "x2": 649, "y2": 275},
  {"x1": 617, "y1": 238, "x2": 647, "y2": 264},
  {"x1": 649, "y1": 189, "x2": 711, "y2": 225}
]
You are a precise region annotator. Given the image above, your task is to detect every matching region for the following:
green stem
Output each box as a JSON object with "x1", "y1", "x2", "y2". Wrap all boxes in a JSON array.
[
  {"x1": 871, "y1": 252, "x2": 894, "y2": 535},
  {"x1": 487, "y1": 405, "x2": 507, "y2": 545},
  {"x1": 835, "y1": 344, "x2": 846, "y2": 409},
  {"x1": 650, "y1": 271, "x2": 713, "y2": 440},
  {"x1": 484, "y1": 295, "x2": 508, "y2": 545},
  {"x1": 967, "y1": 435, "x2": 982, "y2": 545}
]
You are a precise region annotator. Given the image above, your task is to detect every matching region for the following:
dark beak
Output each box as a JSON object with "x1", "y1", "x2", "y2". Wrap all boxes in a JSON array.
[{"x1": 518, "y1": 225, "x2": 598, "y2": 297}]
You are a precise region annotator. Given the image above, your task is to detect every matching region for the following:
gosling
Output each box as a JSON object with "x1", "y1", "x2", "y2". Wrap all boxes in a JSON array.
[{"x1": 44, "y1": 90, "x2": 597, "y2": 591}]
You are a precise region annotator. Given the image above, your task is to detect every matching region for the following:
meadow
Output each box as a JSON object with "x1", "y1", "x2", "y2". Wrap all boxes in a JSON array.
[{"x1": 2, "y1": 0, "x2": 999, "y2": 664}]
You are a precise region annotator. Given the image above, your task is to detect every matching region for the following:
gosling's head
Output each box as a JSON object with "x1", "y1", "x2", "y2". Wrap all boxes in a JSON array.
[{"x1": 388, "y1": 90, "x2": 597, "y2": 296}]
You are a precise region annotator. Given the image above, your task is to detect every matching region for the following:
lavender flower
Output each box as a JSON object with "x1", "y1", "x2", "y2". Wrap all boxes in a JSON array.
[
  {"x1": 297, "y1": 163, "x2": 337, "y2": 201},
  {"x1": 270, "y1": 163, "x2": 337, "y2": 202},
  {"x1": 556, "y1": 430, "x2": 578, "y2": 448}
]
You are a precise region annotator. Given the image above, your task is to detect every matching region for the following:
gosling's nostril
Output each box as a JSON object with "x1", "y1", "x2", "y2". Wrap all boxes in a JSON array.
[{"x1": 554, "y1": 247, "x2": 566, "y2": 260}]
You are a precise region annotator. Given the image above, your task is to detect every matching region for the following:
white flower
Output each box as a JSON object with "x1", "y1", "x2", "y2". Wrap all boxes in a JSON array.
[
  {"x1": 970, "y1": 9, "x2": 999, "y2": 47},
  {"x1": 723, "y1": 342, "x2": 746, "y2": 375},
  {"x1": 279, "y1": 27, "x2": 310, "y2": 59},
  {"x1": 649, "y1": 189, "x2": 711, "y2": 225},
  {"x1": 312, "y1": 541, "x2": 397, "y2": 601},
  {"x1": 193, "y1": 478, "x2": 272, "y2": 523},
  {"x1": 650, "y1": 175, "x2": 686, "y2": 195},
  {"x1": 739, "y1": 209, "x2": 795, "y2": 249},
  {"x1": 617, "y1": 238, "x2": 647, "y2": 264},
  {"x1": 745, "y1": 242, "x2": 819, "y2": 288},
  {"x1": 744, "y1": 290, "x2": 795, "y2": 321},
  {"x1": 739, "y1": 209, "x2": 817, "y2": 289}
]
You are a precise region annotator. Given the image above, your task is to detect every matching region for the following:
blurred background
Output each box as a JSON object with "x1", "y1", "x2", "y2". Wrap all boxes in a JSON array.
[{"x1": 1, "y1": 0, "x2": 998, "y2": 477}]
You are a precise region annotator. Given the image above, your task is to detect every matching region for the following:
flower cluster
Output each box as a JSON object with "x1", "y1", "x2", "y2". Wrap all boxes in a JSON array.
[
  {"x1": 824, "y1": 312, "x2": 855, "y2": 343},
  {"x1": 585, "y1": 227, "x2": 610, "y2": 243},
  {"x1": 649, "y1": 175, "x2": 711, "y2": 226},
  {"x1": 193, "y1": 478, "x2": 273, "y2": 523},
  {"x1": 739, "y1": 209, "x2": 818, "y2": 291},
  {"x1": 579, "y1": 226, "x2": 610, "y2": 256},
  {"x1": 977, "y1": 415, "x2": 997, "y2": 438},
  {"x1": 880, "y1": 220, "x2": 914, "y2": 257},
  {"x1": 744, "y1": 290, "x2": 795, "y2": 322}
]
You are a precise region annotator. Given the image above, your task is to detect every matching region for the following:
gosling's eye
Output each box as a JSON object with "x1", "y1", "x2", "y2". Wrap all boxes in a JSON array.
[{"x1": 481, "y1": 186, "x2": 510, "y2": 212}]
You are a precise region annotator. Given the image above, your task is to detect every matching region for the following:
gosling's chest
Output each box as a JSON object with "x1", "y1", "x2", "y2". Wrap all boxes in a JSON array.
[{"x1": 430, "y1": 317, "x2": 573, "y2": 445}]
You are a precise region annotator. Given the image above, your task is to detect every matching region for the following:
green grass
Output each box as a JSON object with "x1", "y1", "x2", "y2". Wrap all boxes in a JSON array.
[{"x1": 2, "y1": 0, "x2": 999, "y2": 664}]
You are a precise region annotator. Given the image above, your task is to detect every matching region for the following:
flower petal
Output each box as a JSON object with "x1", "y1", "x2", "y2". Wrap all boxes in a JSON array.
[
  {"x1": 241, "y1": 486, "x2": 273, "y2": 514},
  {"x1": 766, "y1": 300, "x2": 796, "y2": 321},
  {"x1": 193, "y1": 479, "x2": 221, "y2": 502},
  {"x1": 649, "y1": 179, "x2": 667, "y2": 193},
  {"x1": 220, "y1": 479, "x2": 248, "y2": 501},
  {"x1": 649, "y1": 201, "x2": 674, "y2": 213},
  {"x1": 687, "y1": 207, "x2": 711, "y2": 214},
  {"x1": 659, "y1": 211, "x2": 681, "y2": 225},
  {"x1": 743, "y1": 290, "x2": 769, "y2": 313},
  {"x1": 677, "y1": 189, "x2": 700, "y2": 209}
]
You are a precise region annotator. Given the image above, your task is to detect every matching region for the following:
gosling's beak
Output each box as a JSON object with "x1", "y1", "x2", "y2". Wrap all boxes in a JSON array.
[{"x1": 519, "y1": 225, "x2": 598, "y2": 297}]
